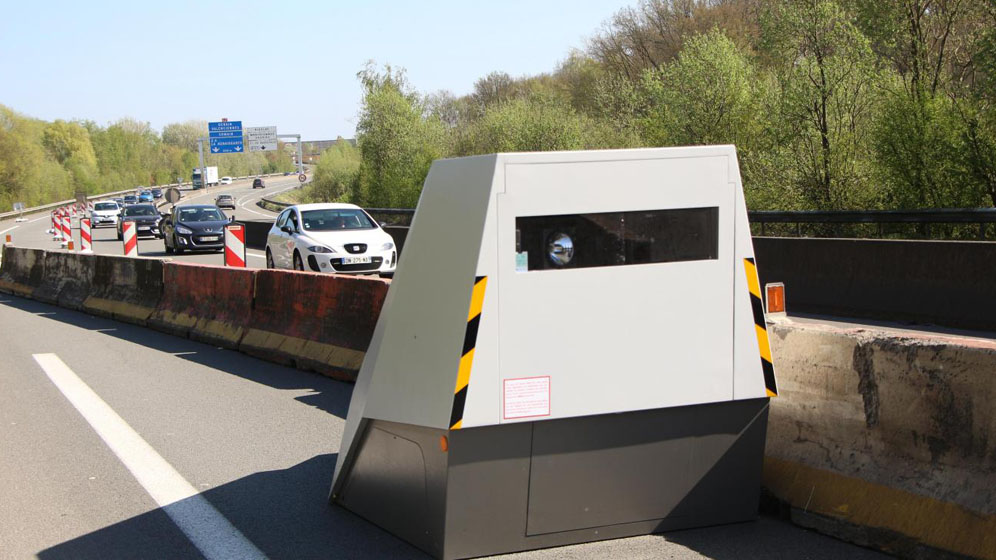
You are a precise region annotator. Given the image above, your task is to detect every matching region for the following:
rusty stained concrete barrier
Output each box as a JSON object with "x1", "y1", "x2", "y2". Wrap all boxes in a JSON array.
[{"x1": 765, "y1": 319, "x2": 996, "y2": 559}]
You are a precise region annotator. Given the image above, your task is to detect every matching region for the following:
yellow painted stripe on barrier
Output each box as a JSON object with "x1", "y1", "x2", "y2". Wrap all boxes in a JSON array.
[
  {"x1": 755, "y1": 324, "x2": 772, "y2": 363},
  {"x1": 467, "y1": 277, "x2": 487, "y2": 321},
  {"x1": 744, "y1": 258, "x2": 761, "y2": 298},
  {"x1": 764, "y1": 456, "x2": 996, "y2": 559},
  {"x1": 455, "y1": 348, "x2": 475, "y2": 392},
  {"x1": 450, "y1": 420, "x2": 462, "y2": 430}
]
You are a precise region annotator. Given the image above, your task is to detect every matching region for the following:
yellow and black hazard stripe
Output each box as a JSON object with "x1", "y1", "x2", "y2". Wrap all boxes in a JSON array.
[
  {"x1": 744, "y1": 258, "x2": 778, "y2": 397},
  {"x1": 450, "y1": 275, "x2": 487, "y2": 430}
]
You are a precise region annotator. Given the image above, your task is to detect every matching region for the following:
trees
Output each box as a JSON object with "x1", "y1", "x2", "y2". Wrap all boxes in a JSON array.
[
  {"x1": 762, "y1": 0, "x2": 882, "y2": 210},
  {"x1": 353, "y1": 65, "x2": 447, "y2": 208},
  {"x1": 309, "y1": 139, "x2": 360, "y2": 203}
]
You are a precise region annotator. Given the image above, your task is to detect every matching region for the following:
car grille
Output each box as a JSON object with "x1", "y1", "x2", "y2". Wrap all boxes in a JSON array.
[
  {"x1": 344, "y1": 243, "x2": 367, "y2": 254},
  {"x1": 331, "y1": 257, "x2": 383, "y2": 272}
]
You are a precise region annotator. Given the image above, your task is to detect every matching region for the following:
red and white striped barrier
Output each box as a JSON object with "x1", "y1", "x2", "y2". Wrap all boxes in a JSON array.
[
  {"x1": 122, "y1": 221, "x2": 138, "y2": 257},
  {"x1": 60, "y1": 210, "x2": 71, "y2": 246},
  {"x1": 224, "y1": 223, "x2": 246, "y2": 267},
  {"x1": 48, "y1": 211, "x2": 56, "y2": 235},
  {"x1": 52, "y1": 210, "x2": 63, "y2": 241},
  {"x1": 80, "y1": 218, "x2": 92, "y2": 253}
]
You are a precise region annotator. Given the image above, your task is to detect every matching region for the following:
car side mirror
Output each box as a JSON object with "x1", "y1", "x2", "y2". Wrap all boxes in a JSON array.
[
  {"x1": 281, "y1": 225, "x2": 293, "y2": 234},
  {"x1": 229, "y1": 215, "x2": 235, "y2": 223}
]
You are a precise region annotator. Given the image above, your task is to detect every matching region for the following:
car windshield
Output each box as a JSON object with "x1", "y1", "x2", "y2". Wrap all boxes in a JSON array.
[
  {"x1": 217, "y1": 196, "x2": 232, "y2": 200},
  {"x1": 301, "y1": 209, "x2": 374, "y2": 231},
  {"x1": 94, "y1": 202, "x2": 117, "y2": 211},
  {"x1": 123, "y1": 206, "x2": 156, "y2": 217},
  {"x1": 177, "y1": 207, "x2": 225, "y2": 222}
]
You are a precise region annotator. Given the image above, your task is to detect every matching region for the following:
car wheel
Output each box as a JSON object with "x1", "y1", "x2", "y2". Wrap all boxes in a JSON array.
[
  {"x1": 116, "y1": 229, "x2": 122, "y2": 241},
  {"x1": 265, "y1": 249, "x2": 274, "y2": 269},
  {"x1": 293, "y1": 252, "x2": 304, "y2": 271}
]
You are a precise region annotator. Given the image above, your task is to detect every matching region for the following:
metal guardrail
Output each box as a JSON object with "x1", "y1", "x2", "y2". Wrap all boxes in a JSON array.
[
  {"x1": 749, "y1": 208, "x2": 996, "y2": 238},
  {"x1": 0, "y1": 184, "x2": 192, "y2": 221},
  {"x1": 0, "y1": 172, "x2": 295, "y2": 220}
]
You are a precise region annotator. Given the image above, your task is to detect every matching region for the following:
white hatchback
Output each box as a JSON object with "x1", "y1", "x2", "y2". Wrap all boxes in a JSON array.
[
  {"x1": 265, "y1": 203, "x2": 397, "y2": 275},
  {"x1": 90, "y1": 200, "x2": 121, "y2": 228},
  {"x1": 220, "y1": 176, "x2": 233, "y2": 185}
]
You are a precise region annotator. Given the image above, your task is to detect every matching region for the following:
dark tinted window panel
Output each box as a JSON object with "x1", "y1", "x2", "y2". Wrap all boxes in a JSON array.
[{"x1": 516, "y1": 207, "x2": 718, "y2": 271}]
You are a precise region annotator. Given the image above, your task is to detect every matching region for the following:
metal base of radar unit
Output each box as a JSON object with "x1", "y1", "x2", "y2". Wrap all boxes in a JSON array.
[{"x1": 330, "y1": 146, "x2": 779, "y2": 560}]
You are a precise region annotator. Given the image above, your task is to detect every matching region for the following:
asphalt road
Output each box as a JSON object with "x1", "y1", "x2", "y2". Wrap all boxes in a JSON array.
[
  {"x1": 0, "y1": 294, "x2": 890, "y2": 560},
  {"x1": 0, "y1": 175, "x2": 303, "y2": 269}
]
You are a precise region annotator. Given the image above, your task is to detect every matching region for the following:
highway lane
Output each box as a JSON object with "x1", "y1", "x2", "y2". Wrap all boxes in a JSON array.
[
  {"x1": 0, "y1": 175, "x2": 303, "y2": 269},
  {"x1": 0, "y1": 293, "x2": 890, "y2": 560}
]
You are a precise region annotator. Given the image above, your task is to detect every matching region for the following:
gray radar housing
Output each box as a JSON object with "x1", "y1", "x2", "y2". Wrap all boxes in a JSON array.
[{"x1": 330, "y1": 146, "x2": 778, "y2": 559}]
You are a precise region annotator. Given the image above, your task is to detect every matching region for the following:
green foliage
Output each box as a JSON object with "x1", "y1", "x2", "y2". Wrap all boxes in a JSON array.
[
  {"x1": 308, "y1": 138, "x2": 361, "y2": 203},
  {"x1": 352, "y1": 65, "x2": 447, "y2": 208},
  {"x1": 0, "y1": 107, "x2": 295, "y2": 211}
]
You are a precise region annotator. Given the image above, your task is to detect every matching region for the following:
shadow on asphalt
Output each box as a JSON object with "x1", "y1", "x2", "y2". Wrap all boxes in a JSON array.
[
  {"x1": 36, "y1": 454, "x2": 427, "y2": 560},
  {"x1": 0, "y1": 295, "x2": 351, "y2": 419}
]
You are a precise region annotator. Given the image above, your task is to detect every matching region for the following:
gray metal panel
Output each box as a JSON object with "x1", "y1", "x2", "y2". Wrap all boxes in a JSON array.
[
  {"x1": 527, "y1": 398, "x2": 766, "y2": 535},
  {"x1": 337, "y1": 420, "x2": 449, "y2": 557},
  {"x1": 361, "y1": 155, "x2": 497, "y2": 430},
  {"x1": 442, "y1": 399, "x2": 769, "y2": 559}
]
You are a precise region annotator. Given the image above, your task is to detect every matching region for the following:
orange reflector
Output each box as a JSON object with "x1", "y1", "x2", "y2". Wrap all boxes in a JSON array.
[
  {"x1": 439, "y1": 435, "x2": 449, "y2": 452},
  {"x1": 67, "y1": 240, "x2": 74, "y2": 251},
  {"x1": 765, "y1": 283, "x2": 786, "y2": 314},
  {"x1": 3, "y1": 234, "x2": 10, "y2": 244}
]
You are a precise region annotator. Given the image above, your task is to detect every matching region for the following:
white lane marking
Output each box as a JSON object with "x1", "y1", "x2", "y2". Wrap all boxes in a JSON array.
[
  {"x1": 0, "y1": 225, "x2": 18, "y2": 235},
  {"x1": 32, "y1": 353, "x2": 267, "y2": 560}
]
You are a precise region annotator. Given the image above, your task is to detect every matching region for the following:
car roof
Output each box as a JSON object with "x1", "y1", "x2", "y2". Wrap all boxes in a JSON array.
[
  {"x1": 291, "y1": 203, "x2": 362, "y2": 211},
  {"x1": 124, "y1": 203, "x2": 157, "y2": 210}
]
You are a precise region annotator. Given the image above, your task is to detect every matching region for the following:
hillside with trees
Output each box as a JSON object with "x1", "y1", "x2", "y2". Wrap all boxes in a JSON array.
[
  {"x1": 0, "y1": 111, "x2": 294, "y2": 211},
  {"x1": 307, "y1": 0, "x2": 996, "y2": 212}
]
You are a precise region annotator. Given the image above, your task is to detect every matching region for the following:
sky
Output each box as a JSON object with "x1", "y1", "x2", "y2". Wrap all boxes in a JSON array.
[{"x1": 0, "y1": 0, "x2": 634, "y2": 140}]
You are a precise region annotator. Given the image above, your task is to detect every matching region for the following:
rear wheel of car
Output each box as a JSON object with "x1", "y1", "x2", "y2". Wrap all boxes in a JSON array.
[
  {"x1": 265, "y1": 249, "x2": 274, "y2": 269},
  {"x1": 293, "y1": 252, "x2": 304, "y2": 271}
]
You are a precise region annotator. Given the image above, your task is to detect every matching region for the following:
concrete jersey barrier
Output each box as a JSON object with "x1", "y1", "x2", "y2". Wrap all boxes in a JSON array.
[
  {"x1": 149, "y1": 263, "x2": 255, "y2": 349},
  {"x1": 33, "y1": 250, "x2": 95, "y2": 310},
  {"x1": 0, "y1": 246, "x2": 47, "y2": 298},
  {"x1": 764, "y1": 319, "x2": 996, "y2": 559},
  {"x1": 240, "y1": 269, "x2": 389, "y2": 380},
  {"x1": 82, "y1": 255, "x2": 165, "y2": 326}
]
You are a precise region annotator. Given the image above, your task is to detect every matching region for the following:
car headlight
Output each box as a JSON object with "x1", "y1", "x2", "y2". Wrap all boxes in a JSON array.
[
  {"x1": 176, "y1": 226, "x2": 193, "y2": 235},
  {"x1": 308, "y1": 245, "x2": 335, "y2": 253},
  {"x1": 380, "y1": 242, "x2": 394, "y2": 251}
]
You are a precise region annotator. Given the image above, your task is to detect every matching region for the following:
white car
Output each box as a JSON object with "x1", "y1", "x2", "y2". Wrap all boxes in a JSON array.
[
  {"x1": 90, "y1": 200, "x2": 121, "y2": 228},
  {"x1": 265, "y1": 203, "x2": 397, "y2": 275},
  {"x1": 220, "y1": 176, "x2": 233, "y2": 185}
]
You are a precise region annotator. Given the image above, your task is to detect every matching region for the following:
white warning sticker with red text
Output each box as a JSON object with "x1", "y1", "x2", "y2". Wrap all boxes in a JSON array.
[{"x1": 503, "y1": 376, "x2": 551, "y2": 420}]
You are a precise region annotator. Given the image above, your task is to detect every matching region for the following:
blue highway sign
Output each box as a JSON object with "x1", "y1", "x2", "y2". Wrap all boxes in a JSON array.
[
  {"x1": 210, "y1": 136, "x2": 244, "y2": 153},
  {"x1": 209, "y1": 121, "x2": 243, "y2": 137}
]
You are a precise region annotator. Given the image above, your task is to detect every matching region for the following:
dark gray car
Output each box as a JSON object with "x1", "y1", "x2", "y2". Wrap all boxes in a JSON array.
[
  {"x1": 162, "y1": 204, "x2": 232, "y2": 253},
  {"x1": 117, "y1": 204, "x2": 163, "y2": 240}
]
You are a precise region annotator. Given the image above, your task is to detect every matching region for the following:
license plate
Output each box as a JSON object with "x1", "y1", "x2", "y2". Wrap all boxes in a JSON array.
[
  {"x1": 342, "y1": 256, "x2": 372, "y2": 265},
  {"x1": 201, "y1": 235, "x2": 219, "y2": 241},
  {"x1": 138, "y1": 226, "x2": 150, "y2": 230}
]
